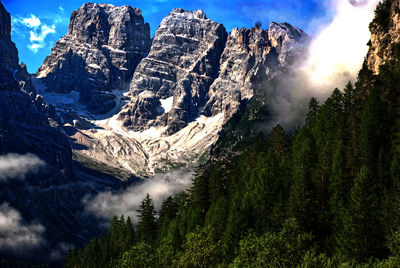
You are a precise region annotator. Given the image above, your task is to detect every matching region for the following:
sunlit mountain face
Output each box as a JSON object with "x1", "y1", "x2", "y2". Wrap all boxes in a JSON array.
[{"x1": 3, "y1": 0, "x2": 400, "y2": 267}]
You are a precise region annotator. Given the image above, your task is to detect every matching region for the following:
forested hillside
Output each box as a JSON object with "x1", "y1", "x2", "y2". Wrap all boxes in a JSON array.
[{"x1": 65, "y1": 1, "x2": 400, "y2": 267}]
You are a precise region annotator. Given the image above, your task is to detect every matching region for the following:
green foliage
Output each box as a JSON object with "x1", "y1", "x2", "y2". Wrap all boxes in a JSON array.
[
  {"x1": 298, "y1": 251, "x2": 335, "y2": 268},
  {"x1": 64, "y1": 215, "x2": 135, "y2": 268},
  {"x1": 155, "y1": 237, "x2": 177, "y2": 267},
  {"x1": 136, "y1": 193, "x2": 157, "y2": 244},
  {"x1": 232, "y1": 218, "x2": 314, "y2": 267},
  {"x1": 177, "y1": 226, "x2": 222, "y2": 268},
  {"x1": 340, "y1": 166, "x2": 385, "y2": 262},
  {"x1": 116, "y1": 242, "x2": 154, "y2": 268}
]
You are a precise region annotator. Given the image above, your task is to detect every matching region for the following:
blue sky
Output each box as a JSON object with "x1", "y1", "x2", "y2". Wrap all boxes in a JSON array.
[{"x1": 2, "y1": 0, "x2": 329, "y2": 73}]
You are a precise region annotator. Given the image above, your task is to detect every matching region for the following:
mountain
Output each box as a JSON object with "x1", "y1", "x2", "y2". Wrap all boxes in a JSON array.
[
  {"x1": 36, "y1": 3, "x2": 151, "y2": 115},
  {"x1": 203, "y1": 22, "x2": 306, "y2": 119},
  {"x1": 118, "y1": 8, "x2": 227, "y2": 134},
  {"x1": 36, "y1": 5, "x2": 307, "y2": 177}
]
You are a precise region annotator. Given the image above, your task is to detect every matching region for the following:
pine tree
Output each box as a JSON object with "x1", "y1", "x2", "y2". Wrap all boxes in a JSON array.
[
  {"x1": 136, "y1": 193, "x2": 158, "y2": 245},
  {"x1": 290, "y1": 128, "x2": 317, "y2": 234},
  {"x1": 340, "y1": 166, "x2": 385, "y2": 261},
  {"x1": 359, "y1": 88, "x2": 383, "y2": 168},
  {"x1": 306, "y1": 97, "x2": 319, "y2": 126},
  {"x1": 158, "y1": 196, "x2": 177, "y2": 243},
  {"x1": 124, "y1": 216, "x2": 135, "y2": 251}
]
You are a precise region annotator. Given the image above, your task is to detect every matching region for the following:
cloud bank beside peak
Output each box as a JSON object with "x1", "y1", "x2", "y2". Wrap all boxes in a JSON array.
[{"x1": 302, "y1": 0, "x2": 380, "y2": 93}]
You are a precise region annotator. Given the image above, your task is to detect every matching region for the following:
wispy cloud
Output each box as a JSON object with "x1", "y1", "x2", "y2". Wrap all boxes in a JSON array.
[
  {"x1": 84, "y1": 170, "x2": 193, "y2": 224},
  {"x1": 22, "y1": 14, "x2": 41, "y2": 28},
  {"x1": 0, "y1": 153, "x2": 46, "y2": 181},
  {"x1": 0, "y1": 203, "x2": 45, "y2": 251},
  {"x1": 12, "y1": 14, "x2": 56, "y2": 54}
]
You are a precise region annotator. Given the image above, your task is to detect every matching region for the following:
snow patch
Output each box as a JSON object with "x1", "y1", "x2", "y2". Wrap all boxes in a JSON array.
[
  {"x1": 36, "y1": 69, "x2": 49, "y2": 78},
  {"x1": 195, "y1": 113, "x2": 224, "y2": 125},
  {"x1": 160, "y1": 96, "x2": 173, "y2": 113},
  {"x1": 139, "y1": 90, "x2": 154, "y2": 98},
  {"x1": 88, "y1": 64, "x2": 101, "y2": 70}
]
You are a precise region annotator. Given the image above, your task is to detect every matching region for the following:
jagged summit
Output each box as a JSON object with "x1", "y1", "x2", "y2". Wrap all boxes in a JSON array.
[
  {"x1": 171, "y1": 8, "x2": 208, "y2": 19},
  {"x1": 0, "y1": 1, "x2": 18, "y2": 70},
  {"x1": 202, "y1": 20, "x2": 308, "y2": 118},
  {"x1": 36, "y1": 3, "x2": 151, "y2": 115},
  {"x1": 118, "y1": 8, "x2": 228, "y2": 134}
]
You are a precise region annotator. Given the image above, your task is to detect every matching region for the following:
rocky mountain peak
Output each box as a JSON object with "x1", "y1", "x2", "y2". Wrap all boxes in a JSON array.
[
  {"x1": 117, "y1": 11, "x2": 307, "y2": 134},
  {"x1": 0, "y1": 1, "x2": 11, "y2": 41},
  {"x1": 68, "y1": 3, "x2": 146, "y2": 49},
  {"x1": 118, "y1": 8, "x2": 228, "y2": 134},
  {"x1": 268, "y1": 21, "x2": 307, "y2": 66},
  {"x1": 202, "y1": 21, "x2": 307, "y2": 118},
  {"x1": 0, "y1": 1, "x2": 18, "y2": 70},
  {"x1": 0, "y1": 1, "x2": 73, "y2": 180},
  {"x1": 171, "y1": 8, "x2": 207, "y2": 19},
  {"x1": 37, "y1": 3, "x2": 151, "y2": 115},
  {"x1": 367, "y1": 0, "x2": 400, "y2": 74}
]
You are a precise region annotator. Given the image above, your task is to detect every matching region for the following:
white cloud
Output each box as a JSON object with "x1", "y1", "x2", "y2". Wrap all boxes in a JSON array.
[
  {"x1": 302, "y1": 0, "x2": 380, "y2": 92},
  {"x1": 28, "y1": 43, "x2": 44, "y2": 53},
  {"x1": 84, "y1": 170, "x2": 193, "y2": 224},
  {"x1": 12, "y1": 14, "x2": 57, "y2": 54},
  {"x1": 29, "y1": 24, "x2": 56, "y2": 43},
  {"x1": 0, "y1": 153, "x2": 46, "y2": 181},
  {"x1": 0, "y1": 203, "x2": 45, "y2": 251},
  {"x1": 58, "y1": 6, "x2": 65, "y2": 13},
  {"x1": 22, "y1": 14, "x2": 41, "y2": 28},
  {"x1": 263, "y1": 0, "x2": 381, "y2": 130}
]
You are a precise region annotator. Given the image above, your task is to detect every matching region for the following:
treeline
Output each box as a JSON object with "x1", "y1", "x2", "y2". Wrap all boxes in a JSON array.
[{"x1": 65, "y1": 2, "x2": 400, "y2": 267}]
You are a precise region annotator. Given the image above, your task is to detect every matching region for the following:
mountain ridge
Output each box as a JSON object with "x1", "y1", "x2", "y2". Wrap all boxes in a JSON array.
[{"x1": 34, "y1": 4, "x2": 308, "y2": 177}]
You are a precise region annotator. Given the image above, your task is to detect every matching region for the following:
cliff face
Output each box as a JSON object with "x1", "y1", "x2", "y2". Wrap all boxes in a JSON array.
[
  {"x1": 0, "y1": 2, "x2": 18, "y2": 70},
  {"x1": 34, "y1": 6, "x2": 307, "y2": 176},
  {"x1": 367, "y1": 0, "x2": 400, "y2": 74},
  {"x1": 117, "y1": 9, "x2": 306, "y2": 135},
  {"x1": 0, "y1": 2, "x2": 35, "y2": 94},
  {"x1": 0, "y1": 2, "x2": 134, "y2": 259},
  {"x1": 37, "y1": 3, "x2": 151, "y2": 114},
  {"x1": 118, "y1": 9, "x2": 228, "y2": 134},
  {"x1": 203, "y1": 22, "x2": 307, "y2": 118},
  {"x1": 0, "y1": 2, "x2": 73, "y2": 179}
]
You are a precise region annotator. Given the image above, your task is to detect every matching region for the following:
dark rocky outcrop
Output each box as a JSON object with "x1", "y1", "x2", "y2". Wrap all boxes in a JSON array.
[
  {"x1": 37, "y1": 3, "x2": 151, "y2": 114},
  {"x1": 0, "y1": 2, "x2": 35, "y2": 95},
  {"x1": 0, "y1": 2, "x2": 125, "y2": 261},
  {"x1": 0, "y1": 1, "x2": 72, "y2": 177},
  {"x1": 118, "y1": 9, "x2": 228, "y2": 134}
]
